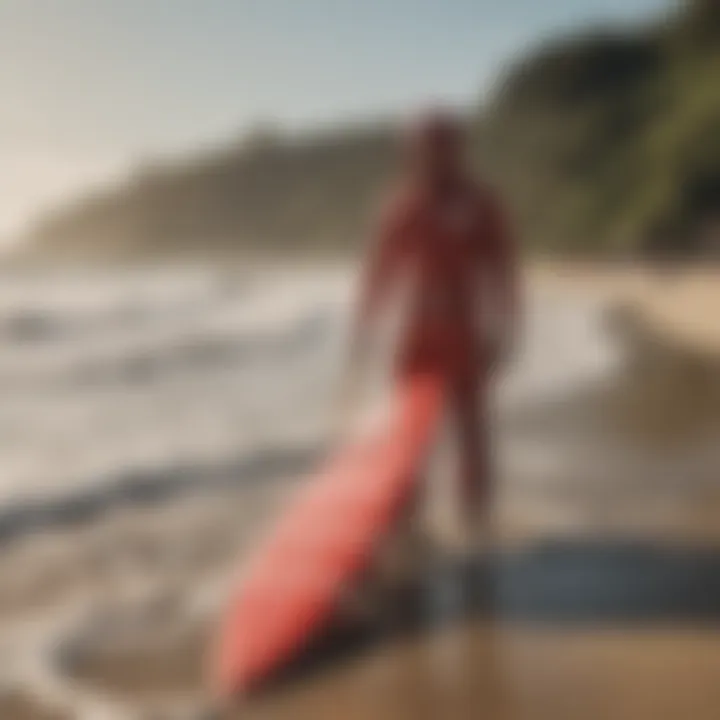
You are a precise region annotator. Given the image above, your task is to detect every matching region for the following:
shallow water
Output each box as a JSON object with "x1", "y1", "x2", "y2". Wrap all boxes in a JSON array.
[{"x1": 1, "y1": 265, "x2": 718, "y2": 719}]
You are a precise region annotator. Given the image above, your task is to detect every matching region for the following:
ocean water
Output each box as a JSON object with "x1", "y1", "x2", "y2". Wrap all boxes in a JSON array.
[
  {"x1": 0, "y1": 264, "x2": 623, "y2": 719},
  {"x1": 0, "y1": 265, "x2": 616, "y2": 533}
]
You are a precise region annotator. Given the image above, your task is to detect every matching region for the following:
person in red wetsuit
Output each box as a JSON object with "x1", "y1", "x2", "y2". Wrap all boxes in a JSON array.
[{"x1": 348, "y1": 109, "x2": 520, "y2": 544}]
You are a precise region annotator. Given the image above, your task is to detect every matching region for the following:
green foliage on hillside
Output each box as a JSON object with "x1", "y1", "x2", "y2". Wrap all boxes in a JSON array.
[
  {"x1": 25, "y1": 0, "x2": 719, "y2": 260},
  {"x1": 481, "y1": 0, "x2": 719, "y2": 256}
]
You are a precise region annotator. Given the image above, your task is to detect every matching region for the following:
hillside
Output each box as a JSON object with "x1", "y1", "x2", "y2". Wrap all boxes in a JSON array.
[
  {"x1": 23, "y1": 127, "x2": 398, "y2": 261},
  {"x1": 481, "y1": 0, "x2": 720, "y2": 256},
  {"x1": 22, "y1": 0, "x2": 720, "y2": 260}
]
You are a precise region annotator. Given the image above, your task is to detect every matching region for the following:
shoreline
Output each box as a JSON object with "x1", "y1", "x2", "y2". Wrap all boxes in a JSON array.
[{"x1": 0, "y1": 265, "x2": 719, "y2": 718}]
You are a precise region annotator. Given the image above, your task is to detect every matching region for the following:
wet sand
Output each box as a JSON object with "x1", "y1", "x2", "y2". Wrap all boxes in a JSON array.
[
  {"x1": 4, "y1": 428, "x2": 720, "y2": 719},
  {"x1": 6, "y1": 524, "x2": 720, "y2": 719},
  {"x1": 0, "y1": 694, "x2": 69, "y2": 720},
  {"x1": 2, "y1": 267, "x2": 720, "y2": 719}
]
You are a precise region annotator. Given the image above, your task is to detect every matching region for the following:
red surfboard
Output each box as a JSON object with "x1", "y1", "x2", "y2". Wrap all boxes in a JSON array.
[{"x1": 209, "y1": 371, "x2": 444, "y2": 697}]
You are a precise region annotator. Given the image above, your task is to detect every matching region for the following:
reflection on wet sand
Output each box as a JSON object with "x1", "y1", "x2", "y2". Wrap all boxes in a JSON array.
[
  {"x1": 239, "y1": 626, "x2": 720, "y2": 720},
  {"x1": 231, "y1": 538, "x2": 720, "y2": 720}
]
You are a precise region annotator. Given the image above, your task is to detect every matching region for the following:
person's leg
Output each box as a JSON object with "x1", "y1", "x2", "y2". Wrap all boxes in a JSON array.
[
  {"x1": 377, "y1": 361, "x2": 439, "y2": 590},
  {"x1": 450, "y1": 374, "x2": 493, "y2": 548}
]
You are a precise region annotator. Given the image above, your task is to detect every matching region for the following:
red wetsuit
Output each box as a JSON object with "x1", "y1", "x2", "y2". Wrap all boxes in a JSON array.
[{"x1": 358, "y1": 178, "x2": 518, "y2": 509}]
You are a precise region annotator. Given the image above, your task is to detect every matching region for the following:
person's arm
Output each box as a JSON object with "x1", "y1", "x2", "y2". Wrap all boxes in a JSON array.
[
  {"x1": 349, "y1": 200, "x2": 407, "y2": 360},
  {"x1": 335, "y1": 200, "x2": 408, "y2": 430},
  {"x1": 484, "y1": 193, "x2": 521, "y2": 370}
]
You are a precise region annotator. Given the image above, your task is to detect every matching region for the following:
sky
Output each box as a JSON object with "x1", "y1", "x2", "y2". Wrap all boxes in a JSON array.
[{"x1": 1, "y1": 0, "x2": 673, "y2": 241}]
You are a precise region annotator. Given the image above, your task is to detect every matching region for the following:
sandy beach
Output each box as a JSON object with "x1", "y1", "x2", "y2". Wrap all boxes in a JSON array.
[{"x1": 1, "y1": 263, "x2": 719, "y2": 719}]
